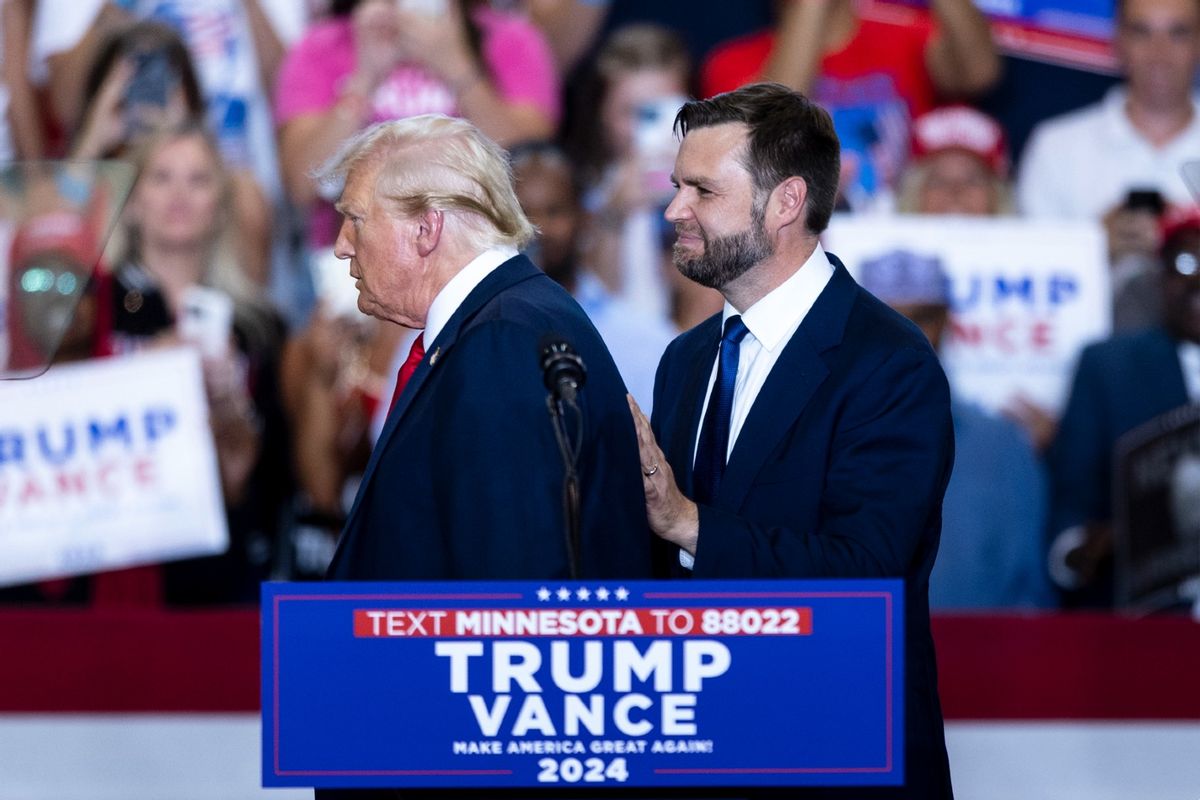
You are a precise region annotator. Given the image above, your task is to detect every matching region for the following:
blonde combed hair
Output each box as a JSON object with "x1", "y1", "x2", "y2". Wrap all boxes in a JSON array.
[{"x1": 317, "y1": 115, "x2": 535, "y2": 252}]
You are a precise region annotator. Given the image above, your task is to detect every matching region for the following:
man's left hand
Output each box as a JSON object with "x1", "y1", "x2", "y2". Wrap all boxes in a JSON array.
[{"x1": 627, "y1": 395, "x2": 699, "y2": 553}]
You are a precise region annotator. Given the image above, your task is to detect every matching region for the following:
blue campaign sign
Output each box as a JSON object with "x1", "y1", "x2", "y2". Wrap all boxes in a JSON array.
[{"x1": 262, "y1": 579, "x2": 904, "y2": 789}]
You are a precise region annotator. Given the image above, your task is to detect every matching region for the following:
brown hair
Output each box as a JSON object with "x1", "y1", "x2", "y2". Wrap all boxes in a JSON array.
[
  {"x1": 81, "y1": 20, "x2": 205, "y2": 131},
  {"x1": 567, "y1": 24, "x2": 692, "y2": 183},
  {"x1": 675, "y1": 82, "x2": 841, "y2": 234}
]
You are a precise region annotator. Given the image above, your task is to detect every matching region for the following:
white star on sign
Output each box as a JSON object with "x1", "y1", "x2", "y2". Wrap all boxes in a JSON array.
[
  {"x1": 576, "y1": 587, "x2": 591, "y2": 601},
  {"x1": 595, "y1": 587, "x2": 610, "y2": 601},
  {"x1": 536, "y1": 586, "x2": 551, "y2": 601},
  {"x1": 556, "y1": 587, "x2": 571, "y2": 601},
  {"x1": 614, "y1": 586, "x2": 630, "y2": 601}
]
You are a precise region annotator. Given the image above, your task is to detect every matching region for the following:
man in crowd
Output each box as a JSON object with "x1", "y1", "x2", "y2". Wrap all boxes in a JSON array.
[
  {"x1": 1017, "y1": 0, "x2": 1200, "y2": 329},
  {"x1": 1048, "y1": 210, "x2": 1200, "y2": 607},
  {"x1": 321, "y1": 114, "x2": 651, "y2": 587},
  {"x1": 627, "y1": 83, "x2": 955, "y2": 797}
]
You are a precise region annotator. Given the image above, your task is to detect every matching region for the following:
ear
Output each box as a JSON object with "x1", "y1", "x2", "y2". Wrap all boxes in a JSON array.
[
  {"x1": 415, "y1": 209, "x2": 444, "y2": 257},
  {"x1": 768, "y1": 176, "x2": 808, "y2": 232}
]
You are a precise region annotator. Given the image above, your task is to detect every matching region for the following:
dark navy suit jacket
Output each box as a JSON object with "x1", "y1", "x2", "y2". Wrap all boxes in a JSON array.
[
  {"x1": 651, "y1": 257, "x2": 955, "y2": 799},
  {"x1": 1048, "y1": 326, "x2": 1191, "y2": 607},
  {"x1": 326, "y1": 254, "x2": 652, "y2": 583}
]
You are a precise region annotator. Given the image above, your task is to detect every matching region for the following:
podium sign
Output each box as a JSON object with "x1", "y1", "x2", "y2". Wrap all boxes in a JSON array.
[{"x1": 262, "y1": 580, "x2": 904, "y2": 789}]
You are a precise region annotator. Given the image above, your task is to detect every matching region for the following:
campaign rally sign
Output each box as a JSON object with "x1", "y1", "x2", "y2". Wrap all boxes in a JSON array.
[
  {"x1": 263, "y1": 580, "x2": 904, "y2": 789},
  {"x1": 0, "y1": 348, "x2": 227, "y2": 586},
  {"x1": 879, "y1": 0, "x2": 1116, "y2": 73},
  {"x1": 825, "y1": 215, "x2": 1109, "y2": 415}
]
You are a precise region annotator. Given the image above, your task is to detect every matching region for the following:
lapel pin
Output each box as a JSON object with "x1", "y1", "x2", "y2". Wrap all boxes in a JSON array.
[{"x1": 429, "y1": 347, "x2": 441, "y2": 366}]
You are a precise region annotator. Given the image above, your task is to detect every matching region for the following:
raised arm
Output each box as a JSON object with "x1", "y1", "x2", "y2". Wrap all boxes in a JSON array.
[{"x1": 924, "y1": 0, "x2": 1002, "y2": 97}]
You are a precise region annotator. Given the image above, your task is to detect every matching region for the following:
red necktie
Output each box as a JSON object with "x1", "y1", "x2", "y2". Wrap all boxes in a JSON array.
[{"x1": 388, "y1": 333, "x2": 426, "y2": 413}]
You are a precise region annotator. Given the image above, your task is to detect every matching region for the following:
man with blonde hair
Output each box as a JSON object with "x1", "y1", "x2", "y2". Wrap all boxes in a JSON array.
[{"x1": 320, "y1": 114, "x2": 651, "y2": 586}]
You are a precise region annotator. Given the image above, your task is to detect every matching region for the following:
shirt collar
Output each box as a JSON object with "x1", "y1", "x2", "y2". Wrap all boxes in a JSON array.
[
  {"x1": 425, "y1": 245, "x2": 518, "y2": 345},
  {"x1": 722, "y1": 243, "x2": 835, "y2": 352}
]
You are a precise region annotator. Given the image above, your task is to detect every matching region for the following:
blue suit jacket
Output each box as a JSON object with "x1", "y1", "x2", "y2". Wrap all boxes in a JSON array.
[
  {"x1": 326, "y1": 254, "x2": 652, "y2": 583},
  {"x1": 651, "y1": 257, "x2": 955, "y2": 799},
  {"x1": 1048, "y1": 326, "x2": 1190, "y2": 606}
]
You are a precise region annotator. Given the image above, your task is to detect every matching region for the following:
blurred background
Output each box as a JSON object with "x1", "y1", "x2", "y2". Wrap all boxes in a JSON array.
[{"x1": 1, "y1": 0, "x2": 1199, "y2": 796}]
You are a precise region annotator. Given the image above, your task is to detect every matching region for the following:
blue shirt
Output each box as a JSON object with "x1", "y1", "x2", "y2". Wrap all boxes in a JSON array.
[
  {"x1": 574, "y1": 273, "x2": 675, "y2": 415},
  {"x1": 932, "y1": 399, "x2": 1055, "y2": 609}
]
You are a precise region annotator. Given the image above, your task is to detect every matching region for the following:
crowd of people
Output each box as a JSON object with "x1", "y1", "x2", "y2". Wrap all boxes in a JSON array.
[{"x1": 0, "y1": 0, "x2": 1198, "y2": 612}]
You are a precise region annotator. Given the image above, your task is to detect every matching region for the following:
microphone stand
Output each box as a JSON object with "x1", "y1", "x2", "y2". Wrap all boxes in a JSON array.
[{"x1": 546, "y1": 392, "x2": 584, "y2": 580}]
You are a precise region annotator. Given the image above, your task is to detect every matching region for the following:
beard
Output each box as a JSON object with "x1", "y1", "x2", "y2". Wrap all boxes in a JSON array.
[{"x1": 672, "y1": 204, "x2": 773, "y2": 290}]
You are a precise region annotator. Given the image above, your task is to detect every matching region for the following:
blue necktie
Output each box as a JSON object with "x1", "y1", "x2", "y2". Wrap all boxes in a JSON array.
[{"x1": 693, "y1": 315, "x2": 750, "y2": 505}]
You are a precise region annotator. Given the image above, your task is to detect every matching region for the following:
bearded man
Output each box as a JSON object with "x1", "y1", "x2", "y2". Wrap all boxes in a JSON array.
[{"x1": 626, "y1": 83, "x2": 958, "y2": 799}]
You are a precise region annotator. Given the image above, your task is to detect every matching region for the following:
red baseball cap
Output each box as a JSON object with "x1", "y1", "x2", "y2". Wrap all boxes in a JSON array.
[
  {"x1": 911, "y1": 105, "x2": 1009, "y2": 178},
  {"x1": 1159, "y1": 204, "x2": 1200, "y2": 243},
  {"x1": 9, "y1": 210, "x2": 99, "y2": 273}
]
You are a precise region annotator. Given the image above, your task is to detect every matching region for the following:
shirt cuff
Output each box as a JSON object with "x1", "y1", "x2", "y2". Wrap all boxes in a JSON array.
[{"x1": 678, "y1": 548, "x2": 695, "y2": 570}]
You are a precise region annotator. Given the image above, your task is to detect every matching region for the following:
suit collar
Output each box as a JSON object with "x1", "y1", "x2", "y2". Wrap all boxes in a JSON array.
[
  {"x1": 338, "y1": 254, "x2": 543, "y2": 539},
  {"x1": 673, "y1": 254, "x2": 861, "y2": 508},
  {"x1": 383, "y1": 254, "x2": 541, "y2": 431},
  {"x1": 796, "y1": 253, "x2": 857, "y2": 354},
  {"x1": 425, "y1": 245, "x2": 518, "y2": 345},
  {"x1": 668, "y1": 315, "x2": 724, "y2": 498},
  {"x1": 726, "y1": 243, "x2": 835, "y2": 353}
]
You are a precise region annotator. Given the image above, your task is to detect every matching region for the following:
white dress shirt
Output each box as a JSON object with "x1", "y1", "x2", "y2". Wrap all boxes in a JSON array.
[
  {"x1": 693, "y1": 244, "x2": 836, "y2": 461},
  {"x1": 1017, "y1": 87, "x2": 1200, "y2": 220},
  {"x1": 424, "y1": 245, "x2": 519, "y2": 346},
  {"x1": 680, "y1": 244, "x2": 835, "y2": 569}
]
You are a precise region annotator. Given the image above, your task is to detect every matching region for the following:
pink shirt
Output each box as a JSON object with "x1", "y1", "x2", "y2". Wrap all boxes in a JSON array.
[{"x1": 276, "y1": 7, "x2": 560, "y2": 244}]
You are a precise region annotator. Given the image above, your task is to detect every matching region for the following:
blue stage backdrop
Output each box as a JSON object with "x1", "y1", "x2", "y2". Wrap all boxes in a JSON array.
[{"x1": 262, "y1": 579, "x2": 904, "y2": 789}]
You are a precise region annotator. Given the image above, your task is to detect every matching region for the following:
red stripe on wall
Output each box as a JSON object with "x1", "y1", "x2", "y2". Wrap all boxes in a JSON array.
[
  {"x1": 0, "y1": 609, "x2": 259, "y2": 713},
  {"x1": 0, "y1": 610, "x2": 1197, "y2": 718},
  {"x1": 933, "y1": 613, "x2": 1200, "y2": 719}
]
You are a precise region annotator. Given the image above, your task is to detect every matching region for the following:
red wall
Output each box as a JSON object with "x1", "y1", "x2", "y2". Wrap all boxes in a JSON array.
[{"x1": 1, "y1": 610, "x2": 1197, "y2": 718}]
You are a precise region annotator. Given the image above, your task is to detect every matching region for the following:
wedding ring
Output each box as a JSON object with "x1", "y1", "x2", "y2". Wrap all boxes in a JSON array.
[{"x1": 642, "y1": 462, "x2": 659, "y2": 477}]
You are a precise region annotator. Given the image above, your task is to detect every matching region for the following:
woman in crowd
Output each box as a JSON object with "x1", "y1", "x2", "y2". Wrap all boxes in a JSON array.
[
  {"x1": 71, "y1": 20, "x2": 273, "y2": 287},
  {"x1": 567, "y1": 23, "x2": 720, "y2": 329},
  {"x1": 276, "y1": 0, "x2": 560, "y2": 248},
  {"x1": 109, "y1": 119, "x2": 291, "y2": 604},
  {"x1": 895, "y1": 104, "x2": 1013, "y2": 216}
]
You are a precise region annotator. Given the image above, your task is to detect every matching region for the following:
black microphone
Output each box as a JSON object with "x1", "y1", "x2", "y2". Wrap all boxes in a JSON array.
[
  {"x1": 539, "y1": 334, "x2": 587, "y2": 580},
  {"x1": 539, "y1": 335, "x2": 587, "y2": 404}
]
